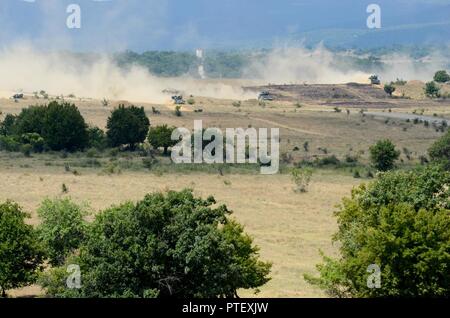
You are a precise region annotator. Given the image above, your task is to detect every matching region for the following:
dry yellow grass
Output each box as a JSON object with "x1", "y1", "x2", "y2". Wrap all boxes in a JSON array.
[
  {"x1": 0, "y1": 163, "x2": 359, "y2": 298},
  {"x1": 1, "y1": 81, "x2": 448, "y2": 298}
]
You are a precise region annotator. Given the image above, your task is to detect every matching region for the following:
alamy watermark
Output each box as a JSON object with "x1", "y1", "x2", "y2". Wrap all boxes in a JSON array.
[
  {"x1": 367, "y1": 4, "x2": 381, "y2": 29},
  {"x1": 66, "y1": 264, "x2": 82, "y2": 289},
  {"x1": 367, "y1": 264, "x2": 381, "y2": 289},
  {"x1": 171, "y1": 120, "x2": 280, "y2": 175},
  {"x1": 22, "y1": 2, "x2": 383, "y2": 31}
]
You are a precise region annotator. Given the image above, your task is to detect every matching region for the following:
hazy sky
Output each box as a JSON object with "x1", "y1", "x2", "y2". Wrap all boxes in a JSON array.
[{"x1": 0, "y1": 0, "x2": 449, "y2": 51}]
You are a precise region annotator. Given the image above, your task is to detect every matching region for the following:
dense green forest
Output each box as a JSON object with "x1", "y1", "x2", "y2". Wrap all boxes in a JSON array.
[
  {"x1": 113, "y1": 50, "x2": 252, "y2": 78},
  {"x1": 112, "y1": 46, "x2": 449, "y2": 78}
]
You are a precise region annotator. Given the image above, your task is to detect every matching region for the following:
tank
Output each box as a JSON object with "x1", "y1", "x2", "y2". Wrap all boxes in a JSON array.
[
  {"x1": 171, "y1": 95, "x2": 186, "y2": 105},
  {"x1": 369, "y1": 75, "x2": 381, "y2": 85},
  {"x1": 258, "y1": 91, "x2": 274, "y2": 101}
]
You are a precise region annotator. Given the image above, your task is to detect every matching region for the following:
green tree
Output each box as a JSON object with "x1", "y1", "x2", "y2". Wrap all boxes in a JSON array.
[
  {"x1": 42, "y1": 101, "x2": 89, "y2": 151},
  {"x1": 428, "y1": 129, "x2": 450, "y2": 169},
  {"x1": 106, "y1": 105, "x2": 150, "y2": 150},
  {"x1": 433, "y1": 70, "x2": 450, "y2": 83},
  {"x1": 424, "y1": 81, "x2": 441, "y2": 98},
  {"x1": 0, "y1": 201, "x2": 44, "y2": 297},
  {"x1": 305, "y1": 166, "x2": 450, "y2": 297},
  {"x1": 37, "y1": 198, "x2": 89, "y2": 266},
  {"x1": 383, "y1": 83, "x2": 396, "y2": 96},
  {"x1": 147, "y1": 125, "x2": 176, "y2": 155},
  {"x1": 41, "y1": 189, "x2": 271, "y2": 298},
  {"x1": 369, "y1": 139, "x2": 400, "y2": 171}
]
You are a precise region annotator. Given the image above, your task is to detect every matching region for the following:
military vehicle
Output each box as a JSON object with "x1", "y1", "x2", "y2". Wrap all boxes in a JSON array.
[
  {"x1": 369, "y1": 75, "x2": 381, "y2": 85},
  {"x1": 12, "y1": 93, "x2": 24, "y2": 99},
  {"x1": 171, "y1": 95, "x2": 186, "y2": 105},
  {"x1": 258, "y1": 91, "x2": 274, "y2": 101}
]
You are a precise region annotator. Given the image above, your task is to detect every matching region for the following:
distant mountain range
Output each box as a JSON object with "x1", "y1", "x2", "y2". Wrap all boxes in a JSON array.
[
  {"x1": 289, "y1": 22, "x2": 450, "y2": 49},
  {"x1": 0, "y1": 0, "x2": 449, "y2": 51}
]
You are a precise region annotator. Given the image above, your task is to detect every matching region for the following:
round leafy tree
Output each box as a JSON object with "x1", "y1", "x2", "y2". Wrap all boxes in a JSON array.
[
  {"x1": 383, "y1": 83, "x2": 396, "y2": 96},
  {"x1": 106, "y1": 105, "x2": 150, "y2": 150},
  {"x1": 434, "y1": 70, "x2": 450, "y2": 83},
  {"x1": 424, "y1": 81, "x2": 441, "y2": 98},
  {"x1": 41, "y1": 189, "x2": 271, "y2": 298},
  {"x1": 369, "y1": 139, "x2": 400, "y2": 171},
  {"x1": 305, "y1": 166, "x2": 450, "y2": 297},
  {"x1": 147, "y1": 124, "x2": 177, "y2": 155},
  {"x1": 42, "y1": 101, "x2": 89, "y2": 151},
  {"x1": 0, "y1": 201, "x2": 44, "y2": 297}
]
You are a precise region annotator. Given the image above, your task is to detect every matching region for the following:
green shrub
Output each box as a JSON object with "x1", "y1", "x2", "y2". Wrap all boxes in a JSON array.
[
  {"x1": 174, "y1": 105, "x2": 182, "y2": 117},
  {"x1": 0, "y1": 136, "x2": 20, "y2": 152},
  {"x1": 305, "y1": 166, "x2": 450, "y2": 297},
  {"x1": 41, "y1": 189, "x2": 271, "y2": 298},
  {"x1": 383, "y1": 83, "x2": 396, "y2": 96},
  {"x1": 424, "y1": 81, "x2": 441, "y2": 98},
  {"x1": 318, "y1": 155, "x2": 340, "y2": 166},
  {"x1": 13, "y1": 102, "x2": 88, "y2": 151},
  {"x1": 20, "y1": 144, "x2": 32, "y2": 157},
  {"x1": 369, "y1": 139, "x2": 400, "y2": 171},
  {"x1": 345, "y1": 155, "x2": 358, "y2": 164},
  {"x1": 433, "y1": 70, "x2": 450, "y2": 83},
  {"x1": 37, "y1": 198, "x2": 88, "y2": 266},
  {"x1": 291, "y1": 167, "x2": 313, "y2": 193},
  {"x1": 147, "y1": 125, "x2": 177, "y2": 155},
  {"x1": 21, "y1": 133, "x2": 45, "y2": 153},
  {"x1": 0, "y1": 201, "x2": 44, "y2": 297},
  {"x1": 42, "y1": 101, "x2": 89, "y2": 151},
  {"x1": 106, "y1": 105, "x2": 150, "y2": 150}
]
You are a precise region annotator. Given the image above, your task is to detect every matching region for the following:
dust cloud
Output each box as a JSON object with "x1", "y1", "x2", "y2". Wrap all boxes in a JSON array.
[
  {"x1": 0, "y1": 44, "x2": 255, "y2": 103},
  {"x1": 244, "y1": 46, "x2": 448, "y2": 85},
  {"x1": 245, "y1": 46, "x2": 370, "y2": 84},
  {"x1": 0, "y1": 44, "x2": 447, "y2": 103}
]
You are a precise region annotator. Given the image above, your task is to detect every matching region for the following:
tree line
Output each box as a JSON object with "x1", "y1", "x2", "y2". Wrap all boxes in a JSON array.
[{"x1": 0, "y1": 101, "x2": 177, "y2": 156}]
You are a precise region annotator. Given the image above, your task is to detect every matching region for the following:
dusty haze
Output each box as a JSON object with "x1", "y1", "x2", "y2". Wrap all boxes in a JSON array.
[{"x1": 0, "y1": 44, "x2": 448, "y2": 103}]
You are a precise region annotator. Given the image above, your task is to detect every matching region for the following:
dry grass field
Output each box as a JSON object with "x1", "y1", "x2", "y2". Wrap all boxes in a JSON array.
[{"x1": 1, "y1": 80, "x2": 449, "y2": 297}]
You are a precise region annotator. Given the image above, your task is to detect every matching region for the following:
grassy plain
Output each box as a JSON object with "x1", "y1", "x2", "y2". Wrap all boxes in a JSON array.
[{"x1": 1, "y1": 80, "x2": 449, "y2": 297}]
